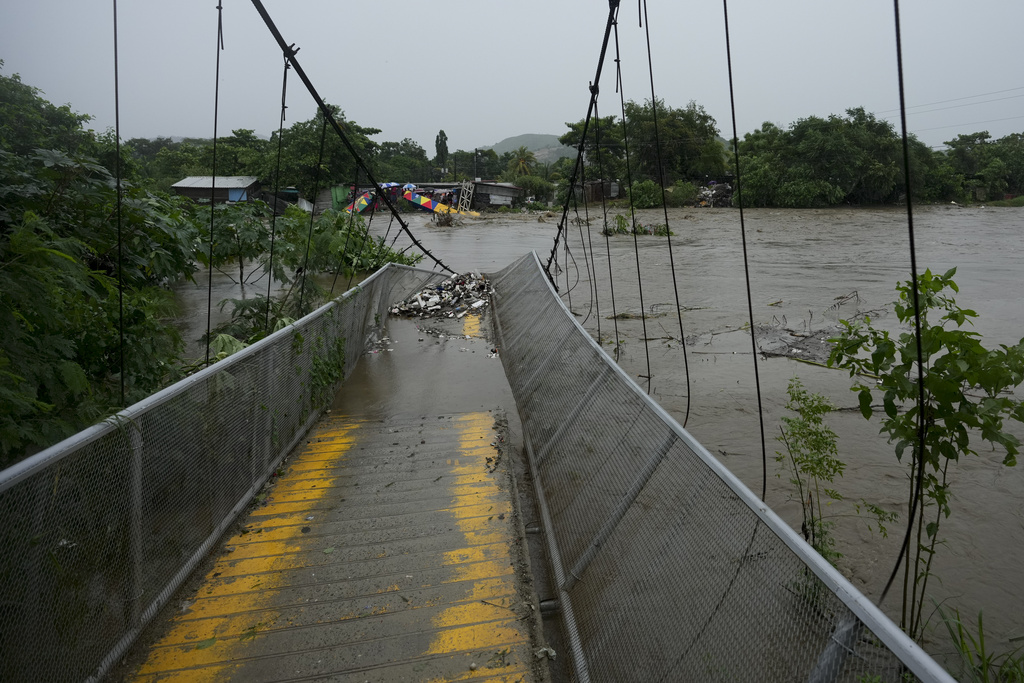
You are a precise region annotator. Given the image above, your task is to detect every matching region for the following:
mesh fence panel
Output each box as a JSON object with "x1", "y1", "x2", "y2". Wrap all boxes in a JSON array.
[
  {"x1": 489, "y1": 252, "x2": 953, "y2": 683},
  {"x1": 0, "y1": 264, "x2": 446, "y2": 682}
]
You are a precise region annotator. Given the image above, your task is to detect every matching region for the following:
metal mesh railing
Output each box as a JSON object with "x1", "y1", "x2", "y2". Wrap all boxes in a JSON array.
[
  {"x1": 0, "y1": 264, "x2": 446, "y2": 682},
  {"x1": 489, "y1": 252, "x2": 954, "y2": 683}
]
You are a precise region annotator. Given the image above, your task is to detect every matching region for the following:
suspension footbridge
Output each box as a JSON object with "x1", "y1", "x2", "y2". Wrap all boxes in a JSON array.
[{"x1": 0, "y1": 1, "x2": 968, "y2": 681}]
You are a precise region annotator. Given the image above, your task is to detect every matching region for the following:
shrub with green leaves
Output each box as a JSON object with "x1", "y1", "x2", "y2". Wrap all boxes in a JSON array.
[
  {"x1": 776, "y1": 378, "x2": 845, "y2": 565},
  {"x1": 628, "y1": 179, "x2": 661, "y2": 209},
  {"x1": 829, "y1": 267, "x2": 1024, "y2": 639},
  {"x1": 664, "y1": 180, "x2": 699, "y2": 207},
  {"x1": 209, "y1": 206, "x2": 422, "y2": 345},
  {"x1": 1, "y1": 142, "x2": 196, "y2": 465}
]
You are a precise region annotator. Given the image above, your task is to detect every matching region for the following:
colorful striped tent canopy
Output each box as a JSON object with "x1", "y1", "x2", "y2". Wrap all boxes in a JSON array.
[
  {"x1": 402, "y1": 190, "x2": 480, "y2": 217},
  {"x1": 403, "y1": 190, "x2": 444, "y2": 213},
  {"x1": 344, "y1": 191, "x2": 373, "y2": 214}
]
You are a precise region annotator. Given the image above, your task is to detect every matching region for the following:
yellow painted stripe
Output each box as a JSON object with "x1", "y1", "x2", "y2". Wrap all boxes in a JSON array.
[
  {"x1": 422, "y1": 409, "x2": 531, "y2": 673},
  {"x1": 130, "y1": 311, "x2": 532, "y2": 681},
  {"x1": 131, "y1": 421, "x2": 361, "y2": 680}
]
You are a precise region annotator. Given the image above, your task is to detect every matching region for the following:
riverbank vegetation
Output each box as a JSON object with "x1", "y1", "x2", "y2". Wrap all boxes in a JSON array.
[
  {"x1": 560, "y1": 99, "x2": 1024, "y2": 208},
  {"x1": 0, "y1": 67, "x2": 415, "y2": 466},
  {"x1": 736, "y1": 110, "x2": 1024, "y2": 207},
  {"x1": 827, "y1": 269, "x2": 1024, "y2": 650}
]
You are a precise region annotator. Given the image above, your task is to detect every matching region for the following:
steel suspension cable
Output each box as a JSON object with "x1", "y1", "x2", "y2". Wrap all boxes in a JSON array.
[
  {"x1": 721, "y1": 0, "x2": 769, "y2": 501},
  {"x1": 612, "y1": 10, "x2": 653, "y2": 393},
  {"x1": 641, "y1": 0, "x2": 692, "y2": 426},
  {"x1": 563, "y1": 211, "x2": 573, "y2": 311},
  {"x1": 330, "y1": 170, "x2": 360, "y2": 297},
  {"x1": 877, "y1": 0, "x2": 927, "y2": 610},
  {"x1": 545, "y1": 0, "x2": 621, "y2": 285},
  {"x1": 572, "y1": 164, "x2": 598, "y2": 328},
  {"x1": 297, "y1": 116, "x2": 328, "y2": 317},
  {"x1": 204, "y1": 2, "x2": 225, "y2": 367},
  {"x1": 595, "y1": 100, "x2": 621, "y2": 355},
  {"x1": 112, "y1": 0, "x2": 125, "y2": 405},
  {"x1": 563, "y1": 150, "x2": 597, "y2": 310},
  {"x1": 369, "y1": 211, "x2": 398, "y2": 273},
  {"x1": 582, "y1": 170, "x2": 601, "y2": 332},
  {"x1": 249, "y1": 0, "x2": 454, "y2": 276},
  {"x1": 347, "y1": 193, "x2": 378, "y2": 290},
  {"x1": 561, "y1": 222, "x2": 586, "y2": 308},
  {"x1": 264, "y1": 56, "x2": 290, "y2": 332}
]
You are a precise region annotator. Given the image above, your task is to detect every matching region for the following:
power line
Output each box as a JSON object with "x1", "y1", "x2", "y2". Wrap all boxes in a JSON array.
[
  {"x1": 914, "y1": 114, "x2": 1024, "y2": 133},
  {"x1": 875, "y1": 85, "x2": 1024, "y2": 114},
  {"x1": 882, "y1": 93, "x2": 1024, "y2": 119}
]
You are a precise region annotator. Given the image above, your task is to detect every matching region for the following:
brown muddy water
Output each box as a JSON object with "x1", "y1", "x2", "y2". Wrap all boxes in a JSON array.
[
  {"x1": 175, "y1": 205, "x2": 1024, "y2": 658},
  {"x1": 376, "y1": 204, "x2": 1024, "y2": 658}
]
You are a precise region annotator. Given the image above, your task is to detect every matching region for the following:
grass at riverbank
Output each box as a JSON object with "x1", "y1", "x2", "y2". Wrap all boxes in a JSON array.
[{"x1": 986, "y1": 196, "x2": 1024, "y2": 207}]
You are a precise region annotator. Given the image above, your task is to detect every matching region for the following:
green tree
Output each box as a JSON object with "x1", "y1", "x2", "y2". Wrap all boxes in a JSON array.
[
  {"x1": 374, "y1": 138, "x2": 431, "y2": 183},
  {"x1": 434, "y1": 129, "x2": 449, "y2": 168},
  {"x1": 448, "y1": 148, "x2": 499, "y2": 180},
  {"x1": 559, "y1": 113, "x2": 626, "y2": 181},
  {"x1": 934, "y1": 130, "x2": 1024, "y2": 201},
  {"x1": 150, "y1": 140, "x2": 207, "y2": 189},
  {"x1": 0, "y1": 67, "x2": 201, "y2": 465},
  {"x1": 511, "y1": 175, "x2": 554, "y2": 204},
  {"x1": 993, "y1": 132, "x2": 1024, "y2": 194},
  {"x1": 829, "y1": 268, "x2": 1024, "y2": 639},
  {"x1": 212, "y1": 207, "x2": 422, "y2": 342},
  {"x1": 622, "y1": 98, "x2": 725, "y2": 184},
  {"x1": 505, "y1": 145, "x2": 537, "y2": 178},
  {"x1": 627, "y1": 179, "x2": 661, "y2": 208},
  {"x1": 945, "y1": 132, "x2": 992, "y2": 177},
  {"x1": 219, "y1": 128, "x2": 268, "y2": 177},
  {"x1": 194, "y1": 200, "x2": 271, "y2": 287},
  {"x1": 736, "y1": 108, "x2": 919, "y2": 207},
  {"x1": 942, "y1": 132, "x2": 1004, "y2": 201},
  {"x1": 262, "y1": 105, "x2": 379, "y2": 200},
  {"x1": 0, "y1": 63, "x2": 94, "y2": 157}
]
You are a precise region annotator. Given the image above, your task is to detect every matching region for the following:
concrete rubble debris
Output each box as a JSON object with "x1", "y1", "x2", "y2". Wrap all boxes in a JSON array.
[
  {"x1": 390, "y1": 272, "x2": 491, "y2": 321},
  {"x1": 697, "y1": 182, "x2": 733, "y2": 208},
  {"x1": 534, "y1": 647, "x2": 557, "y2": 661}
]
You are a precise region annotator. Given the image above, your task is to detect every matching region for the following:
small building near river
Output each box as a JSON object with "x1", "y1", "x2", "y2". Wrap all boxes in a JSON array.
[{"x1": 171, "y1": 176, "x2": 261, "y2": 204}]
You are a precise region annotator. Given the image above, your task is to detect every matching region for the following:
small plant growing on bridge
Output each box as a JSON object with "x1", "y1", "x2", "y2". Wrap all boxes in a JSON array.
[
  {"x1": 828, "y1": 267, "x2": 1024, "y2": 641},
  {"x1": 776, "y1": 377, "x2": 844, "y2": 566}
]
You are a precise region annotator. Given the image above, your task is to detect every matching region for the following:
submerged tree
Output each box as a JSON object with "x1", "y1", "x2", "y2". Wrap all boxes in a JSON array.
[{"x1": 211, "y1": 206, "x2": 422, "y2": 345}]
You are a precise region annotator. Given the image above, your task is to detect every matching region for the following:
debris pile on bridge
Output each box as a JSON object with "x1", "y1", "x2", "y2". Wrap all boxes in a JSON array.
[{"x1": 389, "y1": 272, "x2": 491, "y2": 320}]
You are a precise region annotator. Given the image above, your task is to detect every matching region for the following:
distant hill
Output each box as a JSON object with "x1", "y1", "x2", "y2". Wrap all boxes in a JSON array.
[{"x1": 483, "y1": 133, "x2": 576, "y2": 165}]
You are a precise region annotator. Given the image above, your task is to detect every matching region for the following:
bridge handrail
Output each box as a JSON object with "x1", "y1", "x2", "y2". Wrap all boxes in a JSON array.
[
  {"x1": 489, "y1": 251, "x2": 953, "y2": 683},
  {"x1": 0, "y1": 263, "x2": 447, "y2": 682}
]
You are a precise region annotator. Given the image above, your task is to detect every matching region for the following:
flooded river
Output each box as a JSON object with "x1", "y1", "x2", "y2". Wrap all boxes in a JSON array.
[
  {"x1": 376, "y1": 204, "x2": 1024, "y2": 656},
  {"x1": 174, "y1": 204, "x2": 1023, "y2": 656}
]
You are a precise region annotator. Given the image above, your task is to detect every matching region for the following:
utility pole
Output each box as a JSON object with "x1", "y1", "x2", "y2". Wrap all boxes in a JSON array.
[{"x1": 474, "y1": 148, "x2": 479, "y2": 180}]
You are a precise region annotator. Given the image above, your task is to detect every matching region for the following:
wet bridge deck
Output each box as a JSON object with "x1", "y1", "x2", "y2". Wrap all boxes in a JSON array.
[{"x1": 125, "y1": 315, "x2": 540, "y2": 682}]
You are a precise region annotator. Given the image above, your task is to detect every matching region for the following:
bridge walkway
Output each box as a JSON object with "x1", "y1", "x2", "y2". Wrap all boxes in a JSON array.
[{"x1": 123, "y1": 313, "x2": 542, "y2": 682}]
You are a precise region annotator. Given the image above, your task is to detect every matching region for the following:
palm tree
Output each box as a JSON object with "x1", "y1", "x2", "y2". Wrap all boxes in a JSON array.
[{"x1": 507, "y1": 145, "x2": 537, "y2": 177}]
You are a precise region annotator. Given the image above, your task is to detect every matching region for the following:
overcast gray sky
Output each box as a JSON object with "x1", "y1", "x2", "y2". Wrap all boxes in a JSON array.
[{"x1": 2, "y1": 0, "x2": 1022, "y2": 154}]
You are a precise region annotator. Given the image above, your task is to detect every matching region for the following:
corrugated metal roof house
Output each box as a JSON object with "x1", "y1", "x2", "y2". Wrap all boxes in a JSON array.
[
  {"x1": 171, "y1": 176, "x2": 260, "y2": 204},
  {"x1": 471, "y1": 182, "x2": 523, "y2": 209}
]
